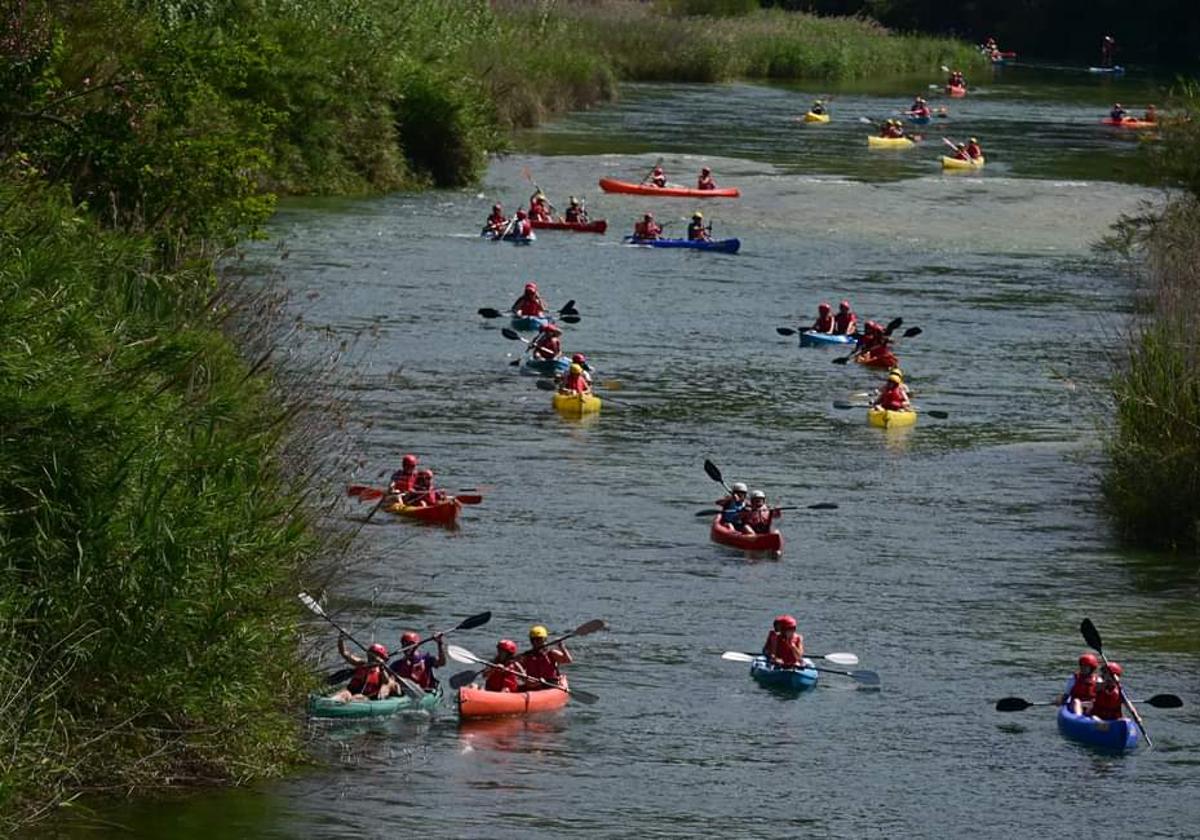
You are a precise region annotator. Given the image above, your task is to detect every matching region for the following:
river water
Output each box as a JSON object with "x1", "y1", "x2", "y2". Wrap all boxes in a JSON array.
[{"x1": 55, "y1": 65, "x2": 1200, "y2": 838}]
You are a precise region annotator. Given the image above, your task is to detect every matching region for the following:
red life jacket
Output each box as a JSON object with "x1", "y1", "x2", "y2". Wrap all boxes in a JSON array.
[
  {"x1": 485, "y1": 663, "x2": 521, "y2": 693},
  {"x1": 521, "y1": 650, "x2": 559, "y2": 688},
  {"x1": 532, "y1": 335, "x2": 560, "y2": 359},
  {"x1": 562, "y1": 372, "x2": 588, "y2": 393},
  {"x1": 565, "y1": 205, "x2": 584, "y2": 222},
  {"x1": 812, "y1": 313, "x2": 834, "y2": 332},
  {"x1": 1069, "y1": 671, "x2": 1097, "y2": 702},
  {"x1": 765, "y1": 631, "x2": 804, "y2": 667},
  {"x1": 393, "y1": 654, "x2": 435, "y2": 690},
  {"x1": 878, "y1": 383, "x2": 907, "y2": 411},
  {"x1": 698, "y1": 174, "x2": 715, "y2": 190},
  {"x1": 742, "y1": 504, "x2": 774, "y2": 533},
  {"x1": 651, "y1": 171, "x2": 666, "y2": 187},
  {"x1": 514, "y1": 294, "x2": 544, "y2": 316},
  {"x1": 514, "y1": 219, "x2": 532, "y2": 237},
  {"x1": 529, "y1": 204, "x2": 551, "y2": 222},
  {"x1": 634, "y1": 221, "x2": 662, "y2": 239},
  {"x1": 858, "y1": 331, "x2": 887, "y2": 352},
  {"x1": 1092, "y1": 683, "x2": 1123, "y2": 720},
  {"x1": 833, "y1": 312, "x2": 856, "y2": 334},
  {"x1": 966, "y1": 143, "x2": 983, "y2": 159},
  {"x1": 348, "y1": 665, "x2": 383, "y2": 698},
  {"x1": 389, "y1": 471, "x2": 417, "y2": 493},
  {"x1": 487, "y1": 211, "x2": 505, "y2": 228}
]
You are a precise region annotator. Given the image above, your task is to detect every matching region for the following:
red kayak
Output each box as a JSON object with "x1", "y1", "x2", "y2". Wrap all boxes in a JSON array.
[
  {"x1": 598, "y1": 177, "x2": 740, "y2": 199},
  {"x1": 531, "y1": 219, "x2": 608, "y2": 234},
  {"x1": 1101, "y1": 117, "x2": 1157, "y2": 129},
  {"x1": 384, "y1": 497, "x2": 461, "y2": 526},
  {"x1": 710, "y1": 515, "x2": 783, "y2": 557}
]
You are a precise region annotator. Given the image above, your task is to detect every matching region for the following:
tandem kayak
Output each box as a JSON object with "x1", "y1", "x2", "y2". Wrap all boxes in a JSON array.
[
  {"x1": 384, "y1": 498, "x2": 462, "y2": 526},
  {"x1": 867, "y1": 135, "x2": 916, "y2": 149},
  {"x1": 1101, "y1": 117, "x2": 1156, "y2": 129},
  {"x1": 946, "y1": 84, "x2": 967, "y2": 97},
  {"x1": 624, "y1": 236, "x2": 740, "y2": 254},
  {"x1": 308, "y1": 687, "x2": 444, "y2": 719},
  {"x1": 481, "y1": 229, "x2": 536, "y2": 245},
  {"x1": 710, "y1": 515, "x2": 783, "y2": 557},
  {"x1": 799, "y1": 330, "x2": 856, "y2": 348},
  {"x1": 531, "y1": 219, "x2": 608, "y2": 234},
  {"x1": 598, "y1": 177, "x2": 740, "y2": 199},
  {"x1": 803, "y1": 111, "x2": 830, "y2": 123},
  {"x1": 521, "y1": 355, "x2": 570, "y2": 377},
  {"x1": 510, "y1": 313, "x2": 552, "y2": 332},
  {"x1": 750, "y1": 656, "x2": 819, "y2": 691},
  {"x1": 552, "y1": 390, "x2": 602, "y2": 415},
  {"x1": 1057, "y1": 705, "x2": 1140, "y2": 751},
  {"x1": 458, "y1": 678, "x2": 571, "y2": 719},
  {"x1": 941, "y1": 155, "x2": 986, "y2": 170},
  {"x1": 867, "y1": 406, "x2": 917, "y2": 429}
]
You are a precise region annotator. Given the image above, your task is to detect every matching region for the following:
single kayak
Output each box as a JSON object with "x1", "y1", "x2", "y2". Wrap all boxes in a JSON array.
[
  {"x1": 710, "y1": 515, "x2": 783, "y2": 557},
  {"x1": 867, "y1": 135, "x2": 916, "y2": 149},
  {"x1": 521, "y1": 355, "x2": 570, "y2": 377},
  {"x1": 855, "y1": 349, "x2": 898, "y2": 370},
  {"x1": 308, "y1": 687, "x2": 444, "y2": 719},
  {"x1": 946, "y1": 84, "x2": 967, "y2": 97},
  {"x1": 510, "y1": 313, "x2": 552, "y2": 332},
  {"x1": 481, "y1": 229, "x2": 535, "y2": 245},
  {"x1": 1057, "y1": 705, "x2": 1140, "y2": 751},
  {"x1": 750, "y1": 656, "x2": 819, "y2": 691},
  {"x1": 803, "y1": 111, "x2": 830, "y2": 123},
  {"x1": 458, "y1": 677, "x2": 571, "y2": 719},
  {"x1": 598, "y1": 177, "x2": 740, "y2": 199},
  {"x1": 531, "y1": 219, "x2": 607, "y2": 234},
  {"x1": 800, "y1": 330, "x2": 856, "y2": 348},
  {"x1": 941, "y1": 155, "x2": 986, "y2": 170},
  {"x1": 1100, "y1": 117, "x2": 1156, "y2": 129},
  {"x1": 1088, "y1": 66, "x2": 1125, "y2": 74},
  {"x1": 384, "y1": 497, "x2": 462, "y2": 526},
  {"x1": 624, "y1": 236, "x2": 740, "y2": 254},
  {"x1": 867, "y1": 406, "x2": 918, "y2": 429},
  {"x1": 552, "y1": 390, "x2": 602, "y2": 415}
]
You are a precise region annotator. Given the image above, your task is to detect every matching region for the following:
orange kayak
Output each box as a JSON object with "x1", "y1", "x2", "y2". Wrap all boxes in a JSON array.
[
  {"x1": 598, "y1": 177, "x2": 740, "y2": 199},
  {"x1": 383, "y1": 497, "x2": 461, "y2": 526},
  {"x1": 457, "y1": 677, "x2": 571, "y2": 719}
]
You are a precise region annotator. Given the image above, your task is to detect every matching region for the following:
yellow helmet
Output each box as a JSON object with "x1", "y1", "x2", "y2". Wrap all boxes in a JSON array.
[
  {"x1": 569, "y1": 363, "x2": 583, "y2": 375},
  {"x1": 970, "y1": 137, "x2": 978, "y2": 143},
  {"x1": 888, "y1": 373, "x2": 903, "y2": 384},
  {"x1": 529, "y1": 625, "x2": 549, "y2": 640},
  {"x1": 888, "y1": 366, "x2": 904, "y2": 379},
  {"x1": 693, "y1": 211, "x2": 703, "y2": 219}
]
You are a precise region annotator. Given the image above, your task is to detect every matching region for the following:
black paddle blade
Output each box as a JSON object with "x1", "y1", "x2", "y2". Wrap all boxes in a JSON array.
[
  {"x1": 776, "y1": 327, "x2": 797, "y2": 336},
  {"x1": 806, "y1": 503, "x2": 839, "y2": 510},
  {"x1": 703, "y1": 459, "x2": 724, "y2": 485},
  {"x1": 509, "y1": 358, "x2": 521, "y2": 367},
  {"x1": 995, "y1": 697, "x2": 1034, "y2": 712},
  {"x1": 1147, "y1": 693, "x2": 1184, "y2": 709},
  {"x1": 535, "y1": 379, "x2": 556, "y2": 391},
  {"x1": 832, "y1": 356, "x2": 851, "y2": 365},
  {"x1": 501, "y1": 327, "x2": 522, "y2": 341},
  {"x1": 478, "y1": 307, "x2": 502, "y2": 318},
  {"x1": 884, "y1": 317, "x2": 903, "y2": 335},
  {"x1": 559, "y1": 299, "x2": 577, "y2": 315},
  {"x1": 902, "y1": 326, "x2": 922, "y2": 338},
  {"x1": 1080, "y1": 618, "x2": 1103, "y2": 653},
  {"x1": 450, "y1": 669, "x2": 480, "y2": 689},
  {"x1": 325, "y1": 667, "x2": 354, "y2": 685},
  {"x1": 927, "y1": 410, "x2": 949, "y2": 420},
  {"x1": 695, "y1": 508, "x2": 722, "y2": 517},
  {"x1": 457, "y1": 611, "x2": 492, "y2": 631},
  {"x1": 832, "y1": 400, "x2": 857, "y2": 410},
  {"x1": 560, "y1": 315, "x2": 581, "y2": 324},
  {"x1": 851, "y1": 669, "x2": 881, "y2": 686},
  {"x1": 570, "y1": 687, "x2": 600, "y2": 705},
  {"x1": 573, "y1": 618, "x2": 607, "y2": 636}
]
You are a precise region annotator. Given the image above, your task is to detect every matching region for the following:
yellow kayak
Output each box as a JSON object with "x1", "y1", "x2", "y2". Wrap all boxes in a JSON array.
[
  {"x1": 867, "y1": 135, "x2": 916, "y2": 149},
  {"x1": 552, "y1": 390, "x2": 602, "y2": 415},
  {"x1": 804, "y1": 111, "x2": 830, "y2": 123},
  {"x1": 867, "y1": 406, "x2": 918, "y2": 429},
  {"x1": 941, "y1": 155, "x2": 985, "y2": 170}
]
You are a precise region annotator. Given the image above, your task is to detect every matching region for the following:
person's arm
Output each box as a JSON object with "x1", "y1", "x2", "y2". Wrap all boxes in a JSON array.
[
  {"x1": 551, "y1": 642, "x2": 573, "y2": 666},
  {"x1": 793, "y1": 634, "x2": 805, "y2": 660},
  {"x1": 433, "y1": 634, "x2": 447, "y2": 668},
  {"x1": 338, "y1": 636, "x2": 364, "y2": 667}
]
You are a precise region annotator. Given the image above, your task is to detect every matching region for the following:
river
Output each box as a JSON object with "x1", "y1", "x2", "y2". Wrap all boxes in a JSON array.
[{"x1": 52, "y1": 65, "x2": 1200, "y2": 839}]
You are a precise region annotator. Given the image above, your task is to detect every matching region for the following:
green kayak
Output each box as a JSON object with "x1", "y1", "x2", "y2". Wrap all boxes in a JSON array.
[{"x1": 308, "y1": 686, "x2": 443, "y2": 719}]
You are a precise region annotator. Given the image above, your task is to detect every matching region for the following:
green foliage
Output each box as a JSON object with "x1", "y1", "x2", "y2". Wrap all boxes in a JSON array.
[{"x1": 660, "y1": 0, "x2": 762, "y2": 17}]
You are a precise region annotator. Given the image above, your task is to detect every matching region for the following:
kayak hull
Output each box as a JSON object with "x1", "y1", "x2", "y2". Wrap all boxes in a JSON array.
[
  {"x1": 552, "y1": 391, "x2": 602, "y2": 415},
  {"x1": 941, "y1": 155, "x2": 986, "y2": 170},
  {"x1": 867, "y1": 135, "x2": 916, "y2": 149},
  {"x1": 531, "y1": 219, "x2": 607, "y2": 234},
  {"x1": 803, "y1": 111, "x2": 830, "y2": 123},
  {"x1": 510, "y1": 314, "x2": 552, "y2": 332},
  {"x1": 521, "y1": 356, "x2": 570, "y2": 377},
  {"x1": 481, "y1": 230, "x2": 536, "y2": 244},
  {"x1": 624, "y1": 236, "x2": 740, "y2": 254},
  {"x1": 308, "y1": 687, "x2": 443, "y2": 719},
  {"x1": 458, "y1": 678, "x2": 570, "y2": 719},
  {"x1": 1088, "y1": 66, "x2": 1125, "y2": 74},
  {"x1": 1057, "y1": 705, "x2": 1140, "y2": 751},
  {"x1": 598, "y1": 177, "x2": 740, "y2": 199},
  {"x1": 855, "y1": 349, "x2": 897, "y2": 370},
  {"x1": 750, "y1": 656, "x2": 818, "y2": 691},
  {"x1": 384, "y1": 498, "x2": 462, "y2": 525},
  {"x1": 1100, "y1": 118, "x2": 1156, "y2": 129},
  {"x1": 867, "y1": 406, "x2": 918, "y2": 429},
  {"x1": 800, "y1": 330, "x2": 856, "y2": 348},
  {"x1": 710, "y1": 515, "x2": 783, "y2": 556},
  {"x1": 946, "y1": 84, "x2": 967, "y2": 97}
]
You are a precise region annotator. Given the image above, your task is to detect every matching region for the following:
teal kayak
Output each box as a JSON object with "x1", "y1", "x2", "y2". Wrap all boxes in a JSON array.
[{"x1": 308, "y1": 686, "x2": 444, "y2": 719}]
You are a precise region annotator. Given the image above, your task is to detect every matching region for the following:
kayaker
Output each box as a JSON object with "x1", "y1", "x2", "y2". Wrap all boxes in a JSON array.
[
  {"x1": 686, "y1": 212, "x2": 711, "y2": 242},
  {"x1": 389, "y1": 454, "x2": 420, "y2": 496},
  {"x1": 880, "y1": 119, "x2": 904, "y2": 139},
  {"x1": 530, "y1": 322, "x2": 563, "y2": 361},
  {"x1": 1143, "y1": 104, "x2": 1157, "y2": 123},
  {"x1": 854, "y1": 321, "x2": 894, "y2": 366},
  {"x1": 908, "y1": 96, "x2": 931, "y2": 119},
  {"x1": 1110, "y1": 102, "x2": 1127, "y2": 121},
  {"x1": 402, "y1": 468, "x2": 445, "y2": 508},
  {"x1": 741, "y1": 490, "x2": 779, "y2": 535},
  {"x1": 952, "y1": 142, "x2": 970, "y2": 161},
  {"x1": 716, "y1": 482, "x2": 752, "y2": 534},
  {"x1": 810, "y1": 302, "x2": 835, "y2": 333},
  {"x1": 484, "y1": 639, "x2": 526, "y2": 692},
  {"x1": 1057, "y1": 653, "x2": 1100, "y2": 714},
  {"x1": 1101, "y1": 35, "x2": 1116, "y2": 68},
  {"x1": 983, "y1": 36, "x2": 998, "y2": 52},
  {"x1": 1090, "y1": 662, "x2": 1126, "y2": 721},
  {"x1": 521, "y1": 624, "x2": 572, "y2": 690},
  {"x1": 392, "y1": 630, "x2": 446, "y2": 690},
  {"x1": 511, "y1": 209, "x2": 533, "y2": 239},
  {"x1": 833, "y1": 300, "x2": 857, "y2": 335},
  {"x1": 948, "y1": 69, "x2": 966, "y2": 89},
  {"x1": 697, "y1": 167, "x2": 716, "y2": 191},
  {"x1": 633, "y1": 212, "x2": 663, "y2": 241},
  {"x1": 874, "y1": 372, "x2": 911, "y2": 411},
  {"x1": 571, "y1": 352, "x2": 593, "y2": 385},
  {"x1": 648, "y1": 165, "x2": 667, "y2": 188},
  {"x1": 888, "y1": 367, "x2": 913, "y2": 402},
  {"x1": 560, "y1": 363, "x2": 591, "y2": 395},
  {"x1": 484, "y1": 203, "x2": 507, "y2": 236},
  {"x1": 810, "y1": 99, "x2": 826, "y2": 116},
  {"x1": 564, "y1": 196, "x2": 588, "y2": 223},
  {"x1": 529, "y1": 192, "x2": 552, "y2": 223},
  {"x1": 512, "y1": 282, "x2": 547, "y2": 317},
  {"x1": 763, "y1": 615, "x2": 805, "y2": 668},
  {"x1": 965, "y1": 137, "x2": 983, "y2": 160},
  {"x1": 329, "y1": 639, "x2": 399, "y2": 703}
]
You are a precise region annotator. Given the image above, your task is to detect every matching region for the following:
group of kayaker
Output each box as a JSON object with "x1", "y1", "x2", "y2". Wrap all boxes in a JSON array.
[
  {"x1": 630, "y1": 210, "x2": 716, "y2": 242},
  {"x1": 329, "y1": 631, "x2": 448, "y2": 703},
  {"x1": 808, "y1": 299, "x2": 912, "y2": 411},
  {"x1": 1058, "y1": 653, "x2": 1131, "y2": 722},
  {"x1": 387, "y1": 454, "x2": 446, "y2": 508},
  {"x1": 716, "y1": 482, "x2": 780, "y2": 536},
  {"x1": 644, "y1": 164, "x2": 720, "y2": 191},
  {"x1": 482, "y1": 194, "x2": 591, "y2": 238},
  {"x1": 877, "y1": 119, "x2": 911, "y2": 139},
  {"x1": 950, "y1": 137, "x2": 984, "y2": 162},
  {"x1": 485, "y1": 625, "x2": 573, "y2": 692},
  {"x1": 1109, "y1": 103, "x2": 1157, "y2": 123},
  {"x1": 809, "y1": 299, "x2": 858, "y2": 335}
]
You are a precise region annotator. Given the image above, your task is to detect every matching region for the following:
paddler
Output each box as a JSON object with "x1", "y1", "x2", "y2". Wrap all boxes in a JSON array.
[
  {"x1": 952, "y1": 142, "x2": 970, "y2": 161},
  {"x1": 648, "y1": 164, "x2": 667, "y2": 188},
  {"x1": 873, "y1": 372, "x2": 911, "y2": 412},
  {"x1": 908, "y1": 96, "x2": 931, "y2": 119},
  {"x1": 564, "y1": 196, "x2": 588, "y2": 223},
  {"x1": 833, "y1": 300, "x2": 857, "y2": 335},
  {"x1": 402, "y1": 468, "x2": 445, "y2": 508},
  {"x1": 633, "y1": 212, "x2": 663, "y2": 241},
  {"x1": 530, "y1": 322, "x2": 563, "y2": 361},
  {"x1": 888, "y1": 367, "x2": 912, "y2": 402},
  {"x1": 697, "y1": 166, "x2": 716, "y2": 191},
  {"x1": 1143, "y1": 104, "x2": 1157, "y2": 123},
  {"x1": 1109, "y1": 102, "x2": 1127, "y2": 122},
  {"x1": 388, "y1": 454, "x2": 420, "y2": 497},
  {"x1": 716, "y1": 481, "x2": 752, "y2": 534},
  {"x1": 810, "y1": 99, "x2": 826, "y2": 116},
  {"x1": 484, "y1": 639, "x2": 526, "y2": 692},
  {"x1": 947, "y1": 69, "x2": 966, "y2": 89},
  {"x1": 741, "y1": 490, "x2": 780, "y2": 535},
  {"x1": 965, "y1": 137, "x2": 983, "y2": 160},
  {"x1": 570, "y1": 352, "x2": 593, "y2": 386},
  {"x1": 810, "y1": 302, "x2": 835, "y2": 333},
  {"x1": 1090, "y1": 662, "x2": 1126, "y2": 720},
  {"x1": 512, "y1": 282, "x2": 547, "y2": 317},
  {"x1": 1057, "y1": 653, "x2": 1099, "y2": 714},
  {"x1": 484, "y1": 203, "x2": 507, "y2": 236},
  {"x1": 521, "y1": 625, "x2": 572, "y2": 690},
  {"x1": 686, "y1": 211, "x2": 711, "y2": 242},
  {"x1": 1101, "y1": 35, "x2": 1117, "y2": 68},
  {"x1": 329, "y1": 639, "x2": 399, "y2": 703},
  {"x1": 510, "y1": 208, "x2": 533, "y2": 239},
  {"x1": 854, "y1": 321, "x2": 895, "y2": 367},
  {"x1": 528, "y1": 191, "x2": 552, "y2": 223},
  {"x1": 763, "y1": 615, "x2": 805, "y2": 668},
  {"x1": 559, "y1": 363, "x2": 591, "y2": 395},
  {"x1": 392, "y1": 630, "x2": 446, "y2": 690}
]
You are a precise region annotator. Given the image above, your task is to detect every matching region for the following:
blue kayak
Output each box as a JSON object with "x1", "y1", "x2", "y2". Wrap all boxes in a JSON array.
[
  {"x1": 1057, "y1": 705, "x2": 1140, "y2": 751},
  {"x1": 624, "y1": 236, "x2": 740, "y2": 254},
  {"x1": 750, "y1": 656, "x2": 819, "y2": 691},
  {"x1": 521, "y1": 356, "x2": 569, "y2": 377},
  {"x1": 799, "y1": 330, "x2": 857, "y2": 348},
  {"x1": 906, "y1": 114, "x2": 931, "y2": 125},
  {"x1": 481, "y1": 228, "x2": 536, "y2": 245},
  {"x1": 510, "y1": 314, "x2": 551, "y2": 332}
]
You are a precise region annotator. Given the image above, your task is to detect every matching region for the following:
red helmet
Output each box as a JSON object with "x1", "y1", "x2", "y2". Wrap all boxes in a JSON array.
[
  {"x1": 368, "y1": 643, "x2": 389, "y2": 658},
  {"x1": 839, "y1": 300, "x2": 851, "y2": 311},
  {"x1": 775, "y1": 614, "x2": 797, "y2": 630},
  {"x1": 818, "y1": 302, "x2": 831, "y2": 313},
  {"x1": 525, "y1": 282, "x2": 537, "y2": 293},
  {"x1": 544, "y1": 324, "x2": 562, "y2": 336},
  {"x1": 701, "y1": 166, "x2": 711, "y2": 174},
  {"x1": 401, "y1": 631, "x2": 420, "y2": 646},
  {"x1": 416, "y1": 468, "x2": 433, "y2": 480},
  {"x1": 516, "y1": 209, "x2": 527, "y2": 219},
  {"x1": 497, "y1": 639, "x2": 518, "y2": 655},
  {"x1": 402, "y1": 453, "x2": 418, "y2": 468},
  {"x1": 1105, "y1": 662, "x2": 1123, "y2": 677},
  {"x1": 644, "y1": 212, "x2": 654, "y2": 221},
  {"x1": 571, "y1": 353, "x2": 586, "y2": 363},
  {"x1": 866, "y1": 320, "x2": 882, "y2": 333},
  {"x1": 1079, "y1": 653, "x2": 1099, "y2": 668},
  {"x1": 492, "y1": 203, "x2": 502, "y2": 211},
  {"x1": 652, "y1": 165, "x2": 663, "y2": 173}
]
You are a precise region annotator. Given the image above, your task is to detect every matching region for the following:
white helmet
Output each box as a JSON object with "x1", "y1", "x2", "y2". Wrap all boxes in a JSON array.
[
  {"x1": 750, "y1": 489, "x2": 766, "y2": 500},
  {"x1": 731, "y1": 482, "x2": 748, "y2": 494}
]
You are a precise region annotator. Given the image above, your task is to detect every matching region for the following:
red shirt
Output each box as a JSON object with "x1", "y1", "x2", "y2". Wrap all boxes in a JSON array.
[
  {"x1": 389, "y1": 471, "x2": 417, "y2": 493},
  {"x1": 485, "y1": 663, "x2": 521, "y2": 692},
  {"x1": 532, "y1": 334, "x2": 560, "y2": 360},
  {"x1": 650, "y1": 170, "x2": 666, "y2": 187},
  {"x1": 348, "y1": 665, "x2": 383, "y2": 698},
  {"x1": 812, "y1": 313, "x2": 834, "y2": 332},
  {"x1": 833, "y1": 312, "x2": 857, "y2": 334},
  {"x1": 514, "y1": 293, "x2": 545, "y2": 316},
  {"x1": 878, "y1": 382, "x2": 907, "y2": 411},
  {"x1": 966, "y1": 142, "x2": 983, "y2": 159},
  {"x1": 634, "y1": 221, "x2": 662, "y2": 239},
  {"x1": 513, "y1": 219, "x2": 532, "y2": 237},
  {"x1": 764, "y1": 631, "x2": 804, "y2": 667},
  {"x1": 742, "y1": 504, "x2": 775, "y2": 533},
  {"x1": 562, "y1": 372, "x2": 589, "y2": 393},
  {"x1": 698, "y1": 174, "x2": 715, "y2": 190},
  {"x1": 393, "y1": 653, "x2": 437, "y2": 690},
  {"x1": 1069, "y1": 671, "x2": 1097, "y2": 702},
  {"x1": 1092, "y1": 683, "x2": 1123, "y2": 720},
  {"x1": 521, "y1": 650, "x2": 559, "y2": 688}
]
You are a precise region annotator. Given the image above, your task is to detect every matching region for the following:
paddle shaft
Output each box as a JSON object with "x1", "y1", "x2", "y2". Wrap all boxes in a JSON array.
[
  {"x1": 1081, "y1": 619, "x2": 1152, "y2": 747},
  {"x1": 298, "y1": 593, "x2": 424, "y2": 698},
  {"x1": 326, "y1": 611, "x2": 491, "y2": 685}
]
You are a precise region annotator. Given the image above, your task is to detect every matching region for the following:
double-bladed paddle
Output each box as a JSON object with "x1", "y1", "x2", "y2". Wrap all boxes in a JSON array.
[
  {"x1": 693, "y1": 503, "x2": 838, "y2": 516},
  {"x1": 720, "y1": 651, "x2": 879, "y2": 686},
  {"x1": 700, "y1": 460, "x2": 835, "y2": 512},
  {"x1": 995, "y1": 694, "x2": 1182, "y2": 713},
  {"x1": 479, "y1": 299, "x2": 579, "y2": 321},
  {"x1": 1081, "y1": 617, "x2": 1153, "y2": 747},
  {"x1": 446, "y1": 644, "x2": 598, "y2": 704},
  {"x1": 447, "y1": 619, "x2": 606, "y2": 690},
  {"x1": 346, "y1": 485, "x2": 483, "y2": 505},
  {"x1": 297, "y1": 592, "x2": 426, "y2": 700},
  {"x1": 721, "y1": 650, "x2": 859, "y2": 666},
  {"x1": 832, "y1": 400, "x2": 948, "y2": 420},
  {"x1": 831, "y1": 319, "x2": 912, "y2": 365},
  {"x1": 325, "y1": 610, "x2": 494, "y2": 685}
]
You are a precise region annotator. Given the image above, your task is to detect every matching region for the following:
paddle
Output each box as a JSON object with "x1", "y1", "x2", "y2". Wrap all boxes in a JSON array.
[
  {"x1": 347, "y1": 485, "x2": 483, "y2": 505},
  {"x1": 721, "y1": 650, "x2": 860, "y2": 666},
  {"x1": 297, "y1": 592, "x2": 426, "y2": 699},
  {"x1": 639, "y1": 156, "x2": 664, "y2": 186},
  {"x1": 831, "y1": 317, "x2": 905, "y2": 366},
  {"x1": 703, "y1": 458, "x2": 731, "y2": 493},
  {"x1": 445, "y1": 644, "x2": 598, "y2": 705},
  {"x1": 532, "y1": 378, "x2": 632, "y2": 408},
  {"x1": 522, "y1": 167, "x2": 556, "y2": 214},
  {"x1": 446, "y1": 619, "x2": 607, "y2": 689},
  {"x1": 479, "y1": 300, "x2": 579, "y2": 321},
  {"x1": 1081, "y1": 618, "x2": 1153, "y2": 747},
  {"x1": 832, "y1": 400, "x2": 948, "y2": 420},
  {"x1": 325, "y1": 610, "x2": 494, "y2": 685},
  {"x1": 995, "y1": 694, "x2": 1182, "y2": 713},
  {"x1": 694, "y1": 503, "x2": 838, "y2": 516}
]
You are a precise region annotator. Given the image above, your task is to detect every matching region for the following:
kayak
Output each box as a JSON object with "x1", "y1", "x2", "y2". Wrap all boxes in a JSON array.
[
  {"x1": 458, "y1": 677, "x2": 571, "y2": 719},
  {"x1": 800, "y1": 330, "x2": 856, "y2": 348},
  {"x1": 750, "y1": 656, "x2": 819, "y2": 691},
  {"x1": 941, "y1": 155, "x2": 986, "y2": 170},
  {"x1": 308, "y1": 687, "x2": 444, "y2": 719},
  {"x1": 481, "y1": 229, "x2": 536, "y2": 244},
  {"x1": 624, "y1": 236, "x2": 740, "y2": 254},
  {"x1": 710, "y1": 515, "x2": 783, "y2": 557},
  {"x1": 867, "y1": 406, "x2": 918, "y2": 429},
  {"x1": 946, "y1": 84, "x2": 967, "y2": 97},
  {"x1": 531, "y1": 219, "x2": 607, "y2": 234},
  {"x1": 906, "y1": 114, "x2": 931, "y2": 125},
  {"x1": 598, "y1": 177, "x2": 740, "y2": 199},
  {"x1": 1057, "y1": 705, "x2": 1140, "y2": 751},
  {"x1": 384, "y1": 498, "x2": 462, "y2": 526},
  {"x1": 803, "y1": 111, "x2": 830, "y2": 123},
  {"x1": 552, "y1": 390, "x2": 602, "y2": 415},
  {"x1": 1088, "y1": 66, "x2": 1125, "y2": 74},
  {"x1": 867, "y1": 135, "x2": 916, "y2": 149},
  {"x1": 855, "y1": 349, "x2": 897, "y2": 369},
  {"x1": 510, "y1": 313, "x2": 552, "y2": 332},
  {"x1": 521, "y1": 355, "x2": 570, "y2": 377},
  {"x1": 1101, "y1": 117, "x2": 1156, "y2": 129}
]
